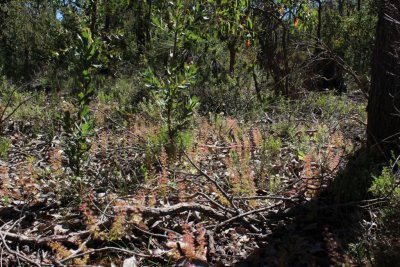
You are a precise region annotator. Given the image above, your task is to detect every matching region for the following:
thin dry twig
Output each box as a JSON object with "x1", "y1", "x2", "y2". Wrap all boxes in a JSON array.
[
  {"x1": 0, "y1": 229, "x2": 91, "y2": 248},
  {"x1": 57, "y1": 246, "x2": 150, "y2": 264},
  {"x1": 0, "y1": 218, "x2": 41, "y2": 267},
  {"x1": 183, "y1": 151, "x2": 239, "y2": 212},
  {"x1": 122, "y1": 202, "x2": 229, "y2": 221},
  {"x1": 214, "y1": 202, "x2": 284, "y2": 231}
]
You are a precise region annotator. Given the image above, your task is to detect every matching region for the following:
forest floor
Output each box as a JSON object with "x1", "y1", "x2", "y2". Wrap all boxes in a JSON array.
[{"x1": 0, "y1": 90, "x2": 398, "y2": 267}]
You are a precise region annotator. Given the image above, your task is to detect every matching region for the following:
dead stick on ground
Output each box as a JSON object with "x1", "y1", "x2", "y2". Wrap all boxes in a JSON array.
[
  {"x1": 122, "y1": 202, "x2": 229, "y2": 221},
  {"x1": 0, "y1": 229, "x2": 91, "y2": 247},
  {"x1": 0, "y1": 220, "x2": 41, "y2": 267},
  {"x1": 214, "y1": 202, "x2": 283, "y2": 231},
  {"x1": 184, "y1": 191, "x2": 236, "y2": 214},
  {"x1": 209, "y1": 202, "x2": 285, "y2": 255},
  {"x1": 57, "y1": 246, "x2": 151, "y2": 264},
  {"x1": 183, "y1": 151, "x2": 239, "y2": 212},
  {"x1": 0, "y1": 203, "x2": 227, "y2": 249}
]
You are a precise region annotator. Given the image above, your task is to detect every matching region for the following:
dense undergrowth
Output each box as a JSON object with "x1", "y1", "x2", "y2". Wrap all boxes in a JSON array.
[
  {"x1": 1, "y1": 72, "x2": 398, "y2": 266},
  {"x1": 0, "y1": 1, "x2": 399, "y2": 266}
]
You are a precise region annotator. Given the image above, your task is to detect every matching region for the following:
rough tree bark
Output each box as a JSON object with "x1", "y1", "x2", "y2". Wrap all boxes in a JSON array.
[
  {"x1": 89, "y1": 0, "x2": 98, "y2": 36},
  {"x1": 316, "y1": 0, "x2": 322, "y2": 41},
  {"x1": 367, "y1": 0, "x2": 400, "y2": 156},
  {"x1": 228, "y1": 38, "x2": 237, "y2": 76}
]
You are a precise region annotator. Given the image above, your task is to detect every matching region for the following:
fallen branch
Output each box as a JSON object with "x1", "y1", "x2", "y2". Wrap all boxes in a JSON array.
[
  {"x1": 123, "y1": 202, "x2": 230, "y2": 221},
  {"x1": 0, "y1": 229, "x2": 90, "y2": 248},
  {"x1": 1, "y1": 203, "x2": 228, "y2": 250},
  {"x1": 183, "y1": 191, "x2": 236, "y2": 214},
  {"x1": 57, "y1": 246, "x2": 150, "y2": 265},
  {"x1": 214, "y1": 202, "x2": 283, "y2": 231},
  {"x1": 183, "y1": 151, "x2": 239, "y2": 212},
  {"x1": 0, "y1": 219, "x2": 41, "y2": 267}
]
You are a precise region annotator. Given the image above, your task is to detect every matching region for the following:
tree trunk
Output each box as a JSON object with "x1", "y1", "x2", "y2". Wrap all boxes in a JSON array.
[
  {"x1": 90, "y1": 0, "x2": 98, "y2": 36},
  {"x1": 282, "y1": 25, "x2": 290, "y2": 95},
  {"x1": 228, "y1": 39, "x2": 237, "y2": 76},
  {"x1": 252, "y1": 66, "x2": 262, "y2": 102},
  {"x1": 316, "y1": 0, "x2": 322, "y2": 40},
  {"x1": 367, "y1": 0, "x2": 400, "y2": 156},
  {"x1": 104, "y1": 0, "x2": 111, "y2": 32},
  {"x1": 133, "y1": 0, "x2": 151, "y2": 55},
  {"x1": 338, "y1": 0, "x2": 344, "y2": 16}
]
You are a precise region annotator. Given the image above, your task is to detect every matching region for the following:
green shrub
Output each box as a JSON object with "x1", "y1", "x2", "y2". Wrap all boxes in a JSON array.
[
  {"x1": 370, "y1": 166, "x2": 400, "y2": 198},
  {"x1": 142, "y1": 65, "x2": 199, "y2": 158},
  {"x1": 0, "y1": 136, "x2": 11, "y2": 159},
  {"x1": 63, "y1": 28, "x2": 99, "y2": 176}
]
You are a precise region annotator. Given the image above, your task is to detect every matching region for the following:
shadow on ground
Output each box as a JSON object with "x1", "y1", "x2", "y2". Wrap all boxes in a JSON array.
[{"x1": 236, "y1": 147, "x2": 378, "y2": 267}]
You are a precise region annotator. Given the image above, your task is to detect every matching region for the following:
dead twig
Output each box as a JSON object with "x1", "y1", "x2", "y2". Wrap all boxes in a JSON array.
[
  {"x1": 132, "y1": 224, "x2": 168, "y2": 238},
  {"x1": 122, "y1": 202, "x2": 229, "y2": 221},
  {"x1": 0, "y1": 218, "x2": 41, "y2": 267},
  {"x1": 232, "y1": 195, "x2": 295, "y2": 201},
  {"x1": 57, "y1": 246, "x2": 150, "y2": 264},
  {"x1": 183, "y1": 151, "x2": 239, "y2": 212},
  {"x1": 214, "y1": 202, "x2": 284, "y2": 231},
  {"x1": 0, "y1": 91, "x2": 34, "y2": 131},
  {"x1": 183, "y1": 191, "x2": 236, "y2": 214},
  {"x1": 0, "y1": 229, "x2": 91, "y2": 248}
]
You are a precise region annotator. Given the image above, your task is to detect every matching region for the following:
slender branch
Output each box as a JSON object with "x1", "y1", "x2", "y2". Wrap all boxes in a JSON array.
[
  {"x1": 57, "y1": 246, "x2": 150, "y2": 264},
  {"x1": 122, "y1": 202, "x2": 229, "y2": 221},
  {"x1": 1, "y1": 95, "x2": 34, "y2": 126},
  {"x1": 183, "y1": 151, "x2": 239, "y2": 212},
  {"x1": 232, "y1": 195, "x2": 295, "y2": 201},
  {"x1": 214, "y1": 202, "x2": 283, "y2": 231},
  {"x1": 0, "y1": 84, "x2": 22, "y2": 122},
  {"x1": 0, "y1": 221, "x2": 41, "y2": 267},
  {"x1": 184, "y1": 192, "x2": 236, "y2": 214},
  {"x1": 132, "y1": 224, "x2": 168, "y2": 239},
  {"x1": 0, "y1": 229, "x2": 91, "y2": 248}
]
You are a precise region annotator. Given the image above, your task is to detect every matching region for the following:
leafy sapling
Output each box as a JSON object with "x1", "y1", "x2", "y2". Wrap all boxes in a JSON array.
[
  {"x1": 63, "y1": 28, "x2": 99, "y2": 176},
  {"x1": 144, "y1": 64, "x2": 199, "y2": 158}
]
